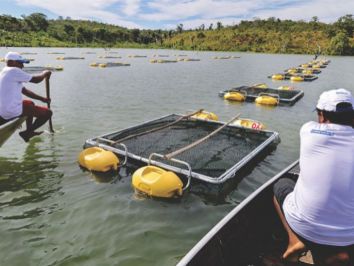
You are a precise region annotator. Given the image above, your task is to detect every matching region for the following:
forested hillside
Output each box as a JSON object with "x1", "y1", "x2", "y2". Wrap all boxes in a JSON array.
[{"x1": 0, "y1": 13, "x2": 353, "y2": 55}]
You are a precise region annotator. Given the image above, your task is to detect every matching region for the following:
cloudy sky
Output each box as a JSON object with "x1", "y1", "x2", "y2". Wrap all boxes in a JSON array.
[{"x1": 1, "y1": 0, "x2": 353, "y2": 29}]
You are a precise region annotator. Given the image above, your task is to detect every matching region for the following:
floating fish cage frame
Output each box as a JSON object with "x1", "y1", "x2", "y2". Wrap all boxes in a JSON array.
[
  {"x1": 268, "y1": 73, "x2": 318, "y2": 81},
  {"x1": 83, "y1": 114, "x2": 279, "y2": 184},
  {"x1": 219, "y1": 86, "x2": 304, "y2": 105}
]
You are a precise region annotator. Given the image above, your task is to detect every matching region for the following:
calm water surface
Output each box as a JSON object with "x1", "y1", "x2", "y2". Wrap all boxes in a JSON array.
[{"x1": 0, "y1": 48, "x2": 353, "y2": 266}]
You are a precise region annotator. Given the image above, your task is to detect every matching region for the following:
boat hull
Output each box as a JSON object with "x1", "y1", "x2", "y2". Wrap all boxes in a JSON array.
[
  {"x1": 178, "y1": 160, "x2": 300, "y2": 266},
  {"x1": 0, "y1": 117, "x2": 26, "y2": 147}
]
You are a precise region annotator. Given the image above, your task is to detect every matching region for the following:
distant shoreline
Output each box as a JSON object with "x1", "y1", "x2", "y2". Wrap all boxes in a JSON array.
[{"x1": 1, "y1": 14, "x2": 353, "y2": 56}]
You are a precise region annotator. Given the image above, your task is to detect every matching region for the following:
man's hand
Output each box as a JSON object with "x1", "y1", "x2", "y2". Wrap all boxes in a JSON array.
[
  {"x1": 30, "y1": 70, "x2": 52, "y2": 83},
  {"x1": 43, "y1": 70, "x2": 52, "y2": 79},
  {"x1": 42, "y1": 97, "x2": 51, "y2": 104}
]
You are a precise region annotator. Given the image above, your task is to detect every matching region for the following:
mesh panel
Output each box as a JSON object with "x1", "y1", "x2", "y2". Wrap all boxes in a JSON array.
[
  {"x1": 229, "y1": 86, "x2": 300, "y2": 99},
  {"x1": 99, "y1": 115, "x2": 274, "y2": 179}
]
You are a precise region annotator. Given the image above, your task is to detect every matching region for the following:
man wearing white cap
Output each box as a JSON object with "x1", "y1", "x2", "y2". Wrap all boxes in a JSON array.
[
  {"x1": 0, "y1": 52, "x2": 52, "y2": 142},
  {"x1": 273, "y1": 88, "x2": 354, "y2": 264}
]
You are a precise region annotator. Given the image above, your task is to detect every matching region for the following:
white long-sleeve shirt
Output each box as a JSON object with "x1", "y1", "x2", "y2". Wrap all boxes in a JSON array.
[
  {"x1": 0, "y1": 66, "x2": 32, "y2": 119},
  {"x1": 284, "y1": 121, "x2": 354, "y2": 245}
]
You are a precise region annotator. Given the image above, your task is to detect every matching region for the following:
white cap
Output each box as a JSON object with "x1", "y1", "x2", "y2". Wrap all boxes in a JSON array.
[
  {"x1": 316, "y1": 88, "x2": 354, "y2": 112},
  {"x1": 4, "y1": 52, "x2": 30, "y2": 64}
]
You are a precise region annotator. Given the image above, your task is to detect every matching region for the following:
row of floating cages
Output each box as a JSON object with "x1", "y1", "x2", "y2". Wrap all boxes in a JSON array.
[
  {"x1": 284, "y1": 67, "x2": 322, "y2": 75},
  {"x1": 150, "y1": 58, "x2": 200, "y2": 63},
  {"x1": 213, "y1": 56, "x2": 240, "y2": 59},
  {"x1": 269, "y1": 73, "x2": 318, "y2": 82},
  {"x1": 1, "y1": 57, "x2": 35, "y2": 62},
  {"x1": 219, "y1": 84, "x2": 304, "y2": 106},
  {"x1": 56, "y1": 56, "x2": 85, "y2": 60},
  {"x1": 23, "y1": 65, "x2": 64, "y2": 73},
  {"x1": 89, "y1": 62, "x2": 130, "y2": 68},
  {"x1": 79, "y1": 111, "x2": 279, "y2": 198},
  {"x1": 269, "y1": 57, "x2": 330, "y2": 82}
]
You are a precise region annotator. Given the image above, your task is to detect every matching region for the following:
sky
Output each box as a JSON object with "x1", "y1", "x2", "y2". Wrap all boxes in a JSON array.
[{"x1": 1, "y1": 0, "x2": 353, "y2": 29}]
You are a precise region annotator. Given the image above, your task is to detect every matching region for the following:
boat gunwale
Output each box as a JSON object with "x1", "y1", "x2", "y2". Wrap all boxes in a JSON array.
[{"x1": 177, "y1": 159, "x2": 299, "y2": 266}]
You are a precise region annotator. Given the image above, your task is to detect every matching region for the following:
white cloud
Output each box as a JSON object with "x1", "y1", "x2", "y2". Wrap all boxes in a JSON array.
[
  {"x1": 17, "y1": 0, "x2": 141, "y2": 28},
  {"x1": 14, "y1": 0, "x2": 354, "y2": 29},
  {"x1": 141, "y1": 0, "x2": 257, "y2": 21},
  {"x1": 251, "y1": 0, "x2": 354, "y2": 23},
  {"x1": 122, "y1": 0, "x2": 141, "y2": 16}
]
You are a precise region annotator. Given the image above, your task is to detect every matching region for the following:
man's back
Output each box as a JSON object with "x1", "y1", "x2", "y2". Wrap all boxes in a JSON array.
[
  {"x1": 0, "y1": 66, "x2": 31, "y2": 119},
  {"x1": 284, "y1": 121, "x2": 354, "y2": 246}
]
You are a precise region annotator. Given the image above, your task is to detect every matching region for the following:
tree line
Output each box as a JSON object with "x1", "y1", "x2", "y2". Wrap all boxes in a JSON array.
[{"x1": 0, "y1": 13, "x2": 353, "y2": 55}]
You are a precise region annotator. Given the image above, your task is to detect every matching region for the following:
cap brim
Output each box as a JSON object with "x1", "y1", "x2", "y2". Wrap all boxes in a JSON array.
[{"x1": 17, "y1": 60, "x2": 30, "y2": 64}]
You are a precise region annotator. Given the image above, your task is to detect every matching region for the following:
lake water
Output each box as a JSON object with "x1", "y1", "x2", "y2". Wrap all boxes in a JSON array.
[{"x1": 0, "y1": 48, "x2": 353, "y2": 266}]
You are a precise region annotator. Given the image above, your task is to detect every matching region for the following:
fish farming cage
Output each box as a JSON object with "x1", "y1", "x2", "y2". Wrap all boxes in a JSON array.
[
  {"x1": 23, "y1": 66, "x2": 62, "y2": 73},
  {"x1": 218, "y1": 86, "x2": 304, "y2": 105},
  {"x1": 268, "y1": 73, "x2": 318, "y2": 81},
  {"x1": 84, "y1": 114, "x2": 279, "y2": 184}
]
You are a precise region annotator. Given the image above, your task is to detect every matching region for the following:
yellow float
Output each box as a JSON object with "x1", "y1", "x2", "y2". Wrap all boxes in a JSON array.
[
  {"x1": 271, "y1": 74, "x2": 284, "y2": 80},
  {"x1": 302, "y1": 69, "x2": 313, "y2": 75},
  {"x1": 232, "y1": 118, "x2": 266, "y2": 130},
  {"x1": 98, "y1": 63, "x2": 107, "y2": 68},
  {"x1": 287, "y1": 68, "x2": 297, "y2": 74},
  {"x1": 55, "y1": 65, "x2": 64, "y2": 71},
  {"x1": 301, "y1": 64, "x2": 309, "y2": 68},
  {"x1": 90, "y1": 62, "x2": 99, "y2": 67},
  {"x1": 290, "y1": 76, "x2": 304, "y2": 82},
  {"x1": 192, "y1": 111, "x2": 218, "y2": 121},
  {"x1": 224, "y1": 91, "x2": 246, "y2": 102},
  {"x1": 255, "y1": 94, "x2": 279, "y2": 106},
  {"x1": 253, "y1": 83, "x2": 268, "y2": 89},
  {"x1": 132, "y1": 165, "x2": 183, "y2": 198},
  {"x1": 78, "y1": 147, "x2": 119, "y2": 172},
  {"x1": 277, "y1": 85, "x2": 293, "y2": 90}
]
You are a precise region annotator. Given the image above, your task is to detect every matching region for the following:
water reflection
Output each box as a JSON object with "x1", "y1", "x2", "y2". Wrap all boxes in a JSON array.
[{"x1": 0, "y1": 138, "x2": 63, "y2": 219}]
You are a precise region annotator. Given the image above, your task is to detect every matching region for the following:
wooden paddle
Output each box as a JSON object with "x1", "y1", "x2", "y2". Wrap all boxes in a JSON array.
[
  {"x1": 45, "y1": 77, "x2": 54, "y2": 133},
  {"x1": 164, "y1": 113, "x2": 241, "y2": 160}
]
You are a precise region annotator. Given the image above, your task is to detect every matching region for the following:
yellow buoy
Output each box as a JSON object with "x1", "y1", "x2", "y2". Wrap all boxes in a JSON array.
[
  {"x1": 224, "y1": 91, "x2": 246, "y2": 102},
  {"x1": 302, "y1": 69, "x2": 313, "y2": 75},
  {"x1": 255, "y1": 95, "x2": 278, "y2": 106},
  {"x1": 55, "y1": 65, "x2": 64, "y2": 71},
  {"x1": 192, "y1": 111, "x2": 218, "y2": 121},
  {"x1": 301, "y1": 64, "x2": 309, "y2": 68},
  {"x1": 132, "y1": 166, "x2": 183, "y2": 198},
  {"x1": 312, "y1": 64, "x2": 321, "y2": 69},
  {"x1": 277, "y1": 85, "x2": 293, "y2": 90},
  {"x1": 287, "y1": 68, "x2": 297, "y2": 74},
  {"x1": 98, "y1": 63, "x2": 107, "y2": 68},
  {"x1": 253, "y1": 83, "x2": 268, "y2": 89},
  {"x1": 78, "y1": 147, "x2": 119, "y2": 172},
  {"x1": 232, "y1": 118, "x2": 266, "y2": 130},
  {"x1": 271, "y1": 74, "x2": 284, "y2": 80},
  {"x1": 90, "y1": 62, "x2": 98, "y2": 67},
  {"x1": 290, "y1": 76, "x2": 304, "y2": 82}
]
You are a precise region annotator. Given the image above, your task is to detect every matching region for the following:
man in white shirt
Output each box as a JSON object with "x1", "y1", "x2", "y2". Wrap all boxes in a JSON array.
[
  {"x1": 0, "y1": 52, "x2": 52, "y2": 142},
  {"x1": 273, "y1": 88, "x2": 354, "y2": 265}
]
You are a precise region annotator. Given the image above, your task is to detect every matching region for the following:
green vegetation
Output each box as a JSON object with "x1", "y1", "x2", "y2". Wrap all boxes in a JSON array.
[{"x1": 1, "y1": 13, "x2": 353, "y2": 55}]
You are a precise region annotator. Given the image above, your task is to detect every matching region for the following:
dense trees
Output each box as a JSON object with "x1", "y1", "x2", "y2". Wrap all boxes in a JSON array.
[{"x1": 0, "y1": 13, "x2": 353, "y2": 55}]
